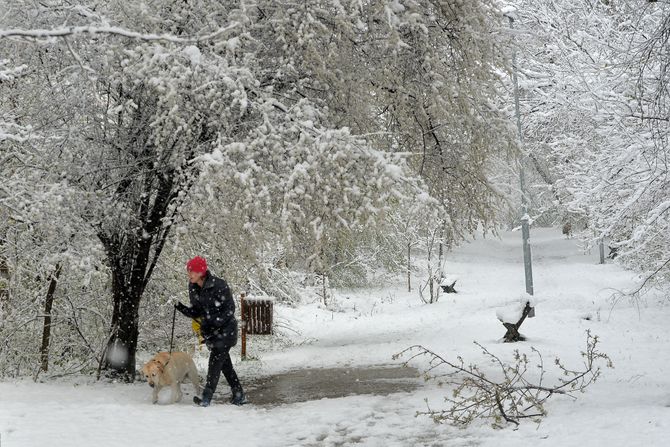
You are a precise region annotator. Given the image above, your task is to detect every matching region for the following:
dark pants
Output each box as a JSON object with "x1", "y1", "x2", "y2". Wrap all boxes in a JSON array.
[{"x1": 203, "y1": 345, "x2": 242, "y2": 400}]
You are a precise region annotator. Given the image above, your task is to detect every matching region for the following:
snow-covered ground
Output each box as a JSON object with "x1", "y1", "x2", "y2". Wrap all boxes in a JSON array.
[{"x1": 2, "y1": 228, "x2": 670, "y2": 446}]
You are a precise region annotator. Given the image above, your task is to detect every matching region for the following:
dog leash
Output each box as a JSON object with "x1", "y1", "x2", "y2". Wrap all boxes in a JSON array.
[{"x1": 166, "y1": 306, "x2": 177, "y2": 366}]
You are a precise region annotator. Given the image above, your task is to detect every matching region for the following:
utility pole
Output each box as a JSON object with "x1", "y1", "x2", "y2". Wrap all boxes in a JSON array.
[{"x1": 507, "y1": 11, "x2": 534, "y2": 296}]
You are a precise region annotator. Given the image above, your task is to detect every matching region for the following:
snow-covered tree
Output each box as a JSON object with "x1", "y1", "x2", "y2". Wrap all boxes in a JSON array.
[
  {"x1": 592, "y1": 0, "x2": 670, "y2": 285},
  {"x1": 500, "y1": 0, "x2": 670, "y2": 291},
  {"x1": 0, "y1": 0, "x2": 526, "y2": 377},
  {"x1": 0, "y1": 1, "x2": 414, "y2": 378},
  {"x1": 249, "y1": 0, "x2": 515, "y2": 242}
]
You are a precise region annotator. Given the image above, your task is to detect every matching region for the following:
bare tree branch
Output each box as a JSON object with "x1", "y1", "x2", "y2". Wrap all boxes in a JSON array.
[{"x1": 0, "y1": 23, "x2": 239, "y2": 43}]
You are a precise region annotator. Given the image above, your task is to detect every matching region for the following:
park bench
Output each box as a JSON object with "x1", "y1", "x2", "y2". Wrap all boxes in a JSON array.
[{"x1": 496, "y1": 298, "x2": 535, "y2": 342}]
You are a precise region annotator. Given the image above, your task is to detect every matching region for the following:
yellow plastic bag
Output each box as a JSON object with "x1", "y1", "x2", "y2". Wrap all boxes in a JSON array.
[{"x1": 192, "y1": 318, "x2": 204, "y2": 346}]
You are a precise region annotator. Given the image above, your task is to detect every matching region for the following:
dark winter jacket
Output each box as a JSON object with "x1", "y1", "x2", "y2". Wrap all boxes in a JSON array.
[{"x1": 176, "y1": 271, "x2": 238, "y2": 348}]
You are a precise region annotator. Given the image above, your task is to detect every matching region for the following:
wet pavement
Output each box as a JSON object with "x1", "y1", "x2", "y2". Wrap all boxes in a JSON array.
[{"x1": 237, "y1": 365, "x2": 421, "y2": 406}]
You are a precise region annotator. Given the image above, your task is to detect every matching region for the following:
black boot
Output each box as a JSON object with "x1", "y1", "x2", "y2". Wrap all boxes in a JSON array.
[
  {"x1": 230, "y1": 388, "x2": 247, "y2": 406},
  {"x1": 193, "y1": 395, "x2": 211, "y2": 407},
  {"x1": 194, "y1": 389, "x2": 213, "y2": 407}
]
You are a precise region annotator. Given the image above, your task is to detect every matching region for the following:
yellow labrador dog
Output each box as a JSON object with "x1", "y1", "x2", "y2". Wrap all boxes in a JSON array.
[{"x1": 141, "y1": 352, "x2": 201, "y2": 404}]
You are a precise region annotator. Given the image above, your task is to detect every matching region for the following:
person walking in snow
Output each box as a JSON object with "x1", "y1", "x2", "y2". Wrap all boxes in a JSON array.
[{"x1": 174, "y1": 256, "x2": 246, "y2": 407}]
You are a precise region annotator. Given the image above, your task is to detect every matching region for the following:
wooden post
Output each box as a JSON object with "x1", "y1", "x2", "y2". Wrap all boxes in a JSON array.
[
  {"x1": 240, "y1": 292, "x2": 247, "y2": 360},
  {"x1": 267, "y1": 299, "x2": 273, "y2": 334}
]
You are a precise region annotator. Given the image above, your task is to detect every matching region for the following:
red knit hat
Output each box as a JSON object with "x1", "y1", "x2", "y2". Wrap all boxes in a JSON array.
[{"x1": 186, "y1": 256, "x2": 208, "y2": 274}]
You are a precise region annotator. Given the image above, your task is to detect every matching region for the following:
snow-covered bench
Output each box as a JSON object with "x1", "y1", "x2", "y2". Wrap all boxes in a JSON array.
[
  {"x1": 496, "y1": 296, "x2": 536, "y2": 342},
  {"x1": 439, "y1": 275, "x2": 458, "y2": 294}
]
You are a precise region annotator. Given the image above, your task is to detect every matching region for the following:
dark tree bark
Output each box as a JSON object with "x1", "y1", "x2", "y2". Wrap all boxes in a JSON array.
[
  {"x1": 0, "y1": 232, "x2": 9, "y2": 314},
  {"x1": 39, "y1": 263, "x2": 62, "y2": 373}
]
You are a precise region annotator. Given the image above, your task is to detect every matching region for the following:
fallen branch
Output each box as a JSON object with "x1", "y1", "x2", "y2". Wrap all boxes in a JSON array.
[{"x1": 394, "y1": 330, "x2": 612, "y2": 428}]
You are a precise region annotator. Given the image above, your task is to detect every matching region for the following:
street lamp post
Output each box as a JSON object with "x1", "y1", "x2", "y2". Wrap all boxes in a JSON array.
[{"x1": 507, "y1": 11, "x2": 534, "y2": 297}]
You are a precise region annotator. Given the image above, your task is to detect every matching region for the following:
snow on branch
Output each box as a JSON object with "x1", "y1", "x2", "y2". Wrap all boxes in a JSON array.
[
  {"x1": 0, "y1": 61, "x2": 27, "y2": 81},
  {"x1": 0, "y1": 122, "x2": 31, "y2": 143},
  {"x1": 0, "y1": 23, "x2": 239, "y2": 44}
]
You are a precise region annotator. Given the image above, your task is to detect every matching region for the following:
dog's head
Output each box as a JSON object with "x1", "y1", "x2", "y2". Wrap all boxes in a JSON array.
[{"x1": 141, "y1": 360, "x2": 164, "y2": 387}]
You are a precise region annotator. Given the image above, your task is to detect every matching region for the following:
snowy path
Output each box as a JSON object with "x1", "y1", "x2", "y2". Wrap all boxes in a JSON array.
[{"x1": 2, "y1": 228, "x2": 670, "y2": 446}]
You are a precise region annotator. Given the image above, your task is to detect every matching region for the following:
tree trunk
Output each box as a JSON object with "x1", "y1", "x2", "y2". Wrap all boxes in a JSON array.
[
  {"x1": 39, "y1": 263, "x2": 62, "y2": 373},
  {"x1": 98, "y1": 247, "x2": 163, "y2": 381},
  {"x1": 102, "y1": 272, "x2": 142, "y2": 381},
  {"x1": 428, "y1": 260, "x2": 435, "y2": 304},
  {"x1": 99, "y1": 230, "x2": 155, "y2": 381},
  {"x1": 437, "y1": 225, "x2": 444, "y2": 303},
  {"x1": 0, "y1": 233, "x2": 9, "y2": 319},
  {"x1": 407, "y1": 241, "x2": 411, "y2": 292},
  {"x1": 0, "y1": 265, "x2": 8, "y2": 318},
  {"x1": 438, "y1": 236, "x2": 444, "y2": 268},
  {"x1": 97, "y1": 172, "x2": 180, "y2": 381},
  {"x1": 321, "y1": 272, "x2": 328, "y2": 306},
  {"x1": 425, "y1": 229, "x2": 438, "y2": 304}
]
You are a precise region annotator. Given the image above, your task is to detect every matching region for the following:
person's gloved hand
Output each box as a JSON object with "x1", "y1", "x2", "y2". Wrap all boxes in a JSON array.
[{"x1": 173, "y1": 301, "x2": 187, "y2": 312}]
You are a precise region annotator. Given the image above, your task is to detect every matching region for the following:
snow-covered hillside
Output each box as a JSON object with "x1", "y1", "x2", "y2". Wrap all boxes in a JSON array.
[{"x1": 1, "y1": 228, "x2": 669, "y2": 446}]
